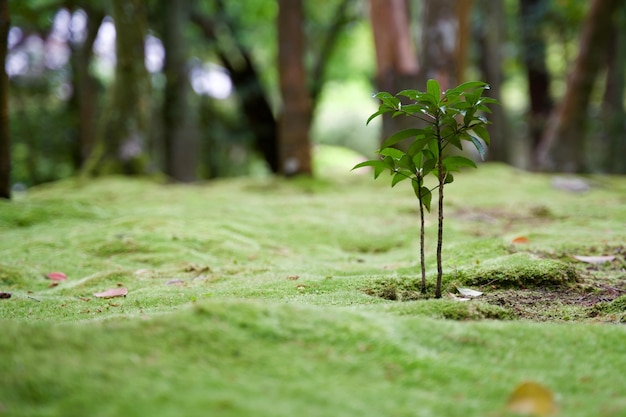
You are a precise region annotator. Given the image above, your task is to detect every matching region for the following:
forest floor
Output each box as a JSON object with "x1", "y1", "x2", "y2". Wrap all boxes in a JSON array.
[{"x1": 1, "y1": 157, "x2": 625, "y2": 417}]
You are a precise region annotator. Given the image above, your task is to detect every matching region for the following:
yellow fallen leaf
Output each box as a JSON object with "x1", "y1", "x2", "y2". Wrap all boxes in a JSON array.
[{"x1": 506, "y1": 381, "x2": 558, "y2": 416}]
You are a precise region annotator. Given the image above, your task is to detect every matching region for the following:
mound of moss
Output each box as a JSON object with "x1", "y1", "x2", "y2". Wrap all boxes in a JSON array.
[{"x1": 458, "y1": 252, "x2": 581, "y2": 289}]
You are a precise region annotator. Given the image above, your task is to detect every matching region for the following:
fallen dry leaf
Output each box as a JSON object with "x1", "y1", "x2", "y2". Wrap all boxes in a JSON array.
[
  {"x1": 457, "y1": 287, "x2": 483, "y2": 297},
  {"x1": 93, "y1": 288, "x2": 128, "y2": 299},
  {"x1": 506, "y1": 381, "x2": 558, "y2": 416},
  {"x1": 0, "y1": 292, "x2": 11, "y2": 299},
  {"x1": 572, "y1": 255, "x2": 615, "y2": 264},
  {"x1": 46, "y1": 272, "x2": 67, "y2": 281},
  {"x1": 512, "y1": 236, "x2": 529, "y2": 244}
]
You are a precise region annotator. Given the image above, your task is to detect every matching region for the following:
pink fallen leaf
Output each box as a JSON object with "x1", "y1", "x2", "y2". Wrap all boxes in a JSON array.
[
  {"x1": 572, "y1": 255, "x2": 615, "y2": 264},
  {"x1": 94, "y1": 288, "x2": 128, "y2": 298},
  {"x1": 47, "y1": 272, "x2": 67, "y2": 281}
]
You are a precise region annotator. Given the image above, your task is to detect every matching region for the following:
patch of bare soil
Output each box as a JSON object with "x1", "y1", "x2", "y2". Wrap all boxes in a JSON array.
[{"x1": 480, "y1": 283, "x2": 626, "y2": 322}]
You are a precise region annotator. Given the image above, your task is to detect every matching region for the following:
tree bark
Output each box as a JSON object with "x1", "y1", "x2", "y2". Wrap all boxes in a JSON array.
[
  {"x1": 370, "y1": 0, "x2": 420, "y2": 143},
  {"x1": 162, "y1": 0, "x2": 197, "y2": 182},
  {"x1": 519, "y1": 0, "x2": 553, "y2": 167},
  {"x1": 190, "y1": 8, "x2": 280, "y2": 174},
  {"x1": 455, "y1": 0, "x2": 474, "y2": 84},
  {"x1": 601, "y1": 3, "x2": 626, "y2": 173},
  {"x1": 0, "y1": 0, "x2": 9, "y2": 198},
  {"x1": 84, "y1": 0, "x2": 151, "y2": 176},
  {"x1": 68, "y1": 6, "x2": 104, "y2": 170},
  {"x1": 476, "y1": 0, "x2": 508, "y2": 162},
  {"x1": 536, "y1": 0, "x2": 621, "y2": 172},
  {"x1": 277, "y1": 0, "x2": 312, "y2": 176},
  {"x1": 421, "y1": 0, "x2": 461, "y2": 91}
]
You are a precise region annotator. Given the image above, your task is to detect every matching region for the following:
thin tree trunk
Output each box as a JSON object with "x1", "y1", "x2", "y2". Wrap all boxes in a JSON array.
[
  {"x1": 455, "y1": 0, "x2": 474, "y2": 84},
  {"x1": 519, "y1": 0, "x2": 553, "y2": 167},
  {"x1": 601, "y1": 4, "x2": 626, "y2": 173},
  {"x1": 84, "y1": 0, "x2": 151, "y2": 176},
  {"x1": 537, "y1": 0, "x2": 621, "y2": 172},
  {"x1": 310, "y1": 0, "x2": 358, "y2": 109},
  {"x1": 370, "y1": 0, "x2": 420, "y2": 143},
  {"x1": 277, "y1": 0, "x2": 312, "y2": 176},
  {"x1": 477, "y1": 0, "x2": 508, "y2": 162},
  {"x1": 0, "y1": 0, "x2": 9, "y2": 198},
  {"x1": 421, "y1": 0, "x2": 460, "y2": 91},
  {"x1": 190, "y1": 9, "x2": 280, "y2": 174},
  {"x1": 162, "y1": 0, "x2": 197, "y2": 182},
  {"x1": 68, "y1": 6, "x2": 104, "y2": 169}
]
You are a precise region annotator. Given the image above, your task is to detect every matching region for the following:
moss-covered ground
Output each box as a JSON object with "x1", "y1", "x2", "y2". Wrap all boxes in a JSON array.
[{"x1": 1, "y1": 158, "x2": 625, "y2": 416}]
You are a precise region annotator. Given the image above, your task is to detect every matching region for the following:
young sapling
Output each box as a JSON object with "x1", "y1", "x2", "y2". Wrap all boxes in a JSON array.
[{"x1": 353, "y1": 79, "x2": 498, "y2": 298}]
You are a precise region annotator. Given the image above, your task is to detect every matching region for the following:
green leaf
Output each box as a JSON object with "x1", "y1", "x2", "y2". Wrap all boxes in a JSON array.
[
  {"x1": 400, "y1": 103, "x2": 428, "y2": 115},
  {"x1": 422, "y1": 157, "x2": 436, "y2": 176},
  {"x1": 412, "y1": 182, "x2": 433, "y2": 212},
  {"x1": 443, "y1": 155, "x2": 477, "y2": 172},
  {"x1": 366, "y1": 109, "x2": 390, "y2": 125},
  {"x1": 379, "y1": 147, "x2": 405, "y2": 159},
  {"x1": 465, "y1": 133, "x2": 487, "y2": 160},
  {"x1": 373, "y1": 92, "x2": 393, "y2": 100},
  {"x1": 391, "y1": 172, "x2": 411, "y2": 187},
  {"x1": 397, "y1": 154, "x2": 416, "y2": 171},
  {"x1": 352, "y1": 159, "x2": 385, "y2": 171},
  {"x1": 427, "y1": 79, "x2": 441, "y2": 101},
  {"x1": 351, "y1": 159, "x2": 390, "y2": 179},
  {"x1": 405, "y1": 135, "x2": 428, "y2": 156},
  {"x1": 453, "y1": 81, "x2": 489, "y2": 92},
  {"x1": 397, "y1": 89, "x2": 420, "y2": 100},
  {"x1": 444, "y1": 173, "x2": 455, "y2": 184},
  {"x1": 382, "y1": 155, "x2": 396, "y2": 169},
  {"x1": 381, "y1": 128, "x2": 422, "y2": 149},
  {"x1": 470, "y1": 124, "x2": 491, "y2": 146}
]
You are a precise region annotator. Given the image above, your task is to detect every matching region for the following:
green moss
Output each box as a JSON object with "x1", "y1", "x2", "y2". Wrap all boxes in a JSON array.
[
  {"x1": 590, "y1": 295, "x2": 626, "y2": 322},
  {"x1": 457, "y1": 252, "x2": 581, "y2": 288},
  {"x1": 1, "y1": 166, "x2": 626, "y2": 416}
]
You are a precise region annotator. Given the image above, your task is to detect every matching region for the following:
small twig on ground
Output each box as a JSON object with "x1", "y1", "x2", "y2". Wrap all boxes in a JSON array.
[{"x1": 28, "y1": 296, "x2": 41, "y2": 302}]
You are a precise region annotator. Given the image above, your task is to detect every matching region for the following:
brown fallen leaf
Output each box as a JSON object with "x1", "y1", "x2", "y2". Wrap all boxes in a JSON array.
[
  {"x1": 506, "y1": 381, "x2": 558, "y2": 416},
  {"x1": 0, "y1": 292, "x2": 11, "y2": 299},
  {"x1": 512, "y1": 236, "x2": 530, "y2": 244},
  {"x1": 572, "y1": 255, "x2": 615, "y2": 264},
  {"x1": 47, "y1": 272, "x2": 67, "y2": 281},
  {"x1": 94, "y1": 288, "x2": 128, "y2": 299}
]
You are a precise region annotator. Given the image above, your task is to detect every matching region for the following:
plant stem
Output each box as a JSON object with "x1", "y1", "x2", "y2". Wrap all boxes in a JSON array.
[
  {"x1": 417, "y1": 178, "x2": 426, "y2": 293},
  {"x1": 436, "y1": 124, "x2": 444, "y2": 299}
]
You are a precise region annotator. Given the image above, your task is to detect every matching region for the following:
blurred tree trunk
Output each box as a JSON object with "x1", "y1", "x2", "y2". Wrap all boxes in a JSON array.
[
  {"x1": 162, "y1": 0, "x2": 197, "y2": 182},
  {"x1": 601, "y1": 4, "x2": 626, "y2": 173},
  {"x1": 190, "y1": 6, "x2": 280, "y2": 174},
  {"x1": 455, "y1": 0, "x2": 474, "y2": 84},
  {"x1": 370, "y1": 0, "x2": 419, "y2": 142},
  {"x1": 84, "y1": 0, "x2": 150, "y2": 176},
  {"x1": 0, "y1": 0, "x2": 9, "y2": 199},
  {"x1": 476, "y1": 0, "x2": 508, "y2": 162},
  {"x1": 277, "y1": 0, "x2": 312, "y2": 176},
  {"x1": 537, "y1": 0, "x2": 621, "y2": 172},
  {"x1": 68, "y1": 5, "x2": 104, "y2": 170},
  {"x1": 309, "y1": 0, "x2": 358, "y2": 109},
  {"x1": 421, "y1": 0, "x2": 462, "y2": 91},
  {"x1": 519, "y1": 0, "x2": 553, "y2": 168}
]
